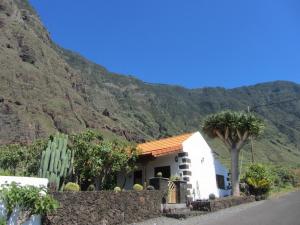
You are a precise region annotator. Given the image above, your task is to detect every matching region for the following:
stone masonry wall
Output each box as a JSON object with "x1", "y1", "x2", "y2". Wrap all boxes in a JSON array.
[
  {"x1": 44, "y1": 190, "x2": 165, "y2": 225},
  {"x1": 191, "y1": 195, "x2": 255, "y2": 212}
]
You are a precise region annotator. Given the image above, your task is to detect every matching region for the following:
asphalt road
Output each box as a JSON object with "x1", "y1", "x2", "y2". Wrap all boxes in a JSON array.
[{"x1": 135, "y1": 191, "x2": 300, "y2": 225}]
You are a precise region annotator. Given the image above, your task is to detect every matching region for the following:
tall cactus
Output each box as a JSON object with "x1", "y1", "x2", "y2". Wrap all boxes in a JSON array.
[{"x1": 38, "y1": 133, "x2": 73, "y2": 191}]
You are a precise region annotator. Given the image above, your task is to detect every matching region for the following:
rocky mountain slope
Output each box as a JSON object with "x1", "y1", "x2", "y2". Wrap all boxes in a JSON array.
[{"x1": 0, "y1": 0, "x2": 300, "y2": 166}]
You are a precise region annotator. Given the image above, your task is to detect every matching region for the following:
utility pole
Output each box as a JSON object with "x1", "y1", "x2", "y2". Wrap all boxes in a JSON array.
[{"x1": 248, "y1": 106, "x2": 255, "y2": 163}]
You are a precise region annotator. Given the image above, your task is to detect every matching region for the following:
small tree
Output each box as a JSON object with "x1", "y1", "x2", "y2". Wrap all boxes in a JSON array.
[
  {"x1": 203, "y1": 111, "x2": 264, "y2": 196},
  {"x1": 0, "y1": 140, "x2": 47, "y2": 177},
  {"x1": 244, "y1": 164, "x2": 272, "y2": 198},
  {"x1": 0, "y1": 144, "x2": 25, "y2": 175},
  {"x1": 70, "y1": 130, "x2": 137, "y2": 190},
  {"x1": 24, "y1": 139, "x2": 48, "y2": 176}
]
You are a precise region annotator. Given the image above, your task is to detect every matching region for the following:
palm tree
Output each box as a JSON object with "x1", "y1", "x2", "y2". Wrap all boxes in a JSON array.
[{"x1": 203, "y1": 111, "x2": 264, "y2": 196}]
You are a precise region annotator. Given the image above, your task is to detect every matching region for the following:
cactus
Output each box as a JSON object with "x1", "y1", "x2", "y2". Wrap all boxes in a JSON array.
[
  {"x1": 38, "y1": 133, "x2": 73, "y2": 191},
  {"x1": 63, "y1": 182, "x2": 80, "y2": 192},
  {"x1": 114, "y1": 186, "x2": 122, "y2": 193},
  {"x1": 133, "y1": 184, "x2": 143, "y2": 191}
]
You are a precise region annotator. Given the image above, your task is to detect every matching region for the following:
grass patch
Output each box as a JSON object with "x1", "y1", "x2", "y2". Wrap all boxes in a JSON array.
[{"x1": 269, "y1": 185, "x2": 300, "y2": 198}]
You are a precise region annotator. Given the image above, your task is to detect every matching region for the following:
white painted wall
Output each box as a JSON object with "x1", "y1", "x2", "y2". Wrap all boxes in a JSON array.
[
  {"x1": 117, "y1": 131, "x2": 231, "y2": 200},
  {"x1": 182, "y1": 132, "x2": 219, "y2": 200},
  {"x1": 0, "y1": 176, "x2": 48, "y2": 188},
  {"x1": 0, "y1": 176, "x2": 48, "y2": 225}
]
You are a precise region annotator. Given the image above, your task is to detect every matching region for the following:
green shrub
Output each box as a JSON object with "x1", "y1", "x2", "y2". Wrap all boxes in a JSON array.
[
  {"x1": 0, "y1": 169, "x2": 12, "y2": 176},
  {"x1": 293, "y1": 168, "x2": 300, "y2": 187},
  {"x1": 0, "y1": 217, "x2": 6, "y2": 225},
  {"x1": 114, "y1": 186, "x2": 122, "y2": 193},
  {"x1": 0, "y1": 183, "x2": 58, "y2": 222},
  {"x1": 270, "y1": 166, "x2": 296, "y2": 188},
  {"x1": 63, "y1": 182, "x2": 80, "y2": 192},
  {"x1": 133, "y1": 184, "x2": 143, "y2": 191},
  {"x1": 244, "y1": 164, "x2": 272, "y2": 197},
  {"x1": 0, "y1": 144, "x2": 25, "y2": 175},
  {"x1": 156, "y1": 172, "x2": 162, "y2": 177},
  {"x1": 87, "y1": 184, "x2": 95, "y2": 191}
]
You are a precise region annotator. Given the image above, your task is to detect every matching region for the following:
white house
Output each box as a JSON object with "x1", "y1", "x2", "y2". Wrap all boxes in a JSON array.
[{"x1": 117, "y1": 131, "x2": 231, "y2": 200}]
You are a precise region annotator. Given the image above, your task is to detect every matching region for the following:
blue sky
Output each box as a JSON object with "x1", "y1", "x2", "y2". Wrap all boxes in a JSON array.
[{"x1": 29, "y1": 0, "x2": 300, "y2": 88}]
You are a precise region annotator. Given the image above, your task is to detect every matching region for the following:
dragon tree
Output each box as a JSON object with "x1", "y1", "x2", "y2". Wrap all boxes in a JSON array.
[{"x1": 203, "y1": 111, "x2": 264, "y2": 196}]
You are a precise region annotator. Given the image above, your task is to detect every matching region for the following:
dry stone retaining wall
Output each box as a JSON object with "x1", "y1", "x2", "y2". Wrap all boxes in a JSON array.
[
  {"x1": 191, "y1": 195, "x2": 256, "y2": 212},
  {"x1": 44, "y1": 190, "x2": 165, "y2": 225}
]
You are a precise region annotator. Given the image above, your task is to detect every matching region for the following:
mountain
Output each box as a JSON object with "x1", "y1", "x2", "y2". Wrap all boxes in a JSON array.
[{"x1": 0, "y1": 0, "x2": 300, "y2": 166}]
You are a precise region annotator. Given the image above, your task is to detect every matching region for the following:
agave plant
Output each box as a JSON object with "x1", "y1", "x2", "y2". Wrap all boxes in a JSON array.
[{"x1": 244, "y1": 164, "x2": 272, "y2": 196}]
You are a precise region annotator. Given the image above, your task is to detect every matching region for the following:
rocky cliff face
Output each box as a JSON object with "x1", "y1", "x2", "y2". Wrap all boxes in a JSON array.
[
  {"x1": 0, "y1": 0, "x2": 140, "y2": 144},
  {"x1": 0, "y1": 0, "x2": 300, "y2": 165}
]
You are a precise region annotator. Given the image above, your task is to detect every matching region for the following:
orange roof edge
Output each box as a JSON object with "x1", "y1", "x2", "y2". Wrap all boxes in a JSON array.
[{"x1": 137, "y1": 132, "x2": 194, "y2": 157}]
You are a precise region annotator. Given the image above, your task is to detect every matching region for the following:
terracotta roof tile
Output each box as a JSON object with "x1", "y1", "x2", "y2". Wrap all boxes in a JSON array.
[{"x1": 138, "y1": 133, "x2": 194, "y2": 157}]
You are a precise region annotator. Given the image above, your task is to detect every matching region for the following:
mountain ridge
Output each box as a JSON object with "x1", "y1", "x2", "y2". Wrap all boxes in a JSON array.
[{"x1": 0, "y1": 0, "x2": 300, "y2": 166}]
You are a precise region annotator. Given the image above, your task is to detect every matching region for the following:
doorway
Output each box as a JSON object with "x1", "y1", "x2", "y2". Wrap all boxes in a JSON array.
[{"x1": 133, "y1": 170, "x2": 143, "y2": 185}]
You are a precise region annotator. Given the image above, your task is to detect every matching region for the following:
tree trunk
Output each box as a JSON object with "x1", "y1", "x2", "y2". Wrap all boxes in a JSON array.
[{"x1": 231, "y1": 148, "x2": 240, "y2": 196}]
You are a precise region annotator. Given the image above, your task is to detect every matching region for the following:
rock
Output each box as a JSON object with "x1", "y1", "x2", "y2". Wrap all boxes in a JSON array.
[
  {"x1": 19, "y1": 45, "x2": 36, "y2": 64},
  {"x1": 102, "y1": 108, "x2": 110, "y2": 117}
]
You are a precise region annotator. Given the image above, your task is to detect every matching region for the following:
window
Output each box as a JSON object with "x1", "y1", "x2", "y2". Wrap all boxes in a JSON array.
[
  {"x1": 216, "y1": 174, "x2": 225, "y2": 189},
  {"x1": 154, "y1": 166, "x2": 171, "y2": 178},
  {"x1": 133, "y1": 170, "x2": 143, "y2": 185}
]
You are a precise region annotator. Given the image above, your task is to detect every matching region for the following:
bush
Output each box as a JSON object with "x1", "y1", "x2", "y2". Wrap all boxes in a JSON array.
[
  {"x1": 133, "y1": 184, "x2": 143, "y2": 191},
  {"x1": 63, "y1": 182, "x2": 80, "y2": 192},
  {"x1": 244, "y1": 164, "x2": 272, "y2": 197},
  {"x1": 114, "y1": 186, "x2": 122, "y2": 193},
  {"x1": 0, "y1": 183, "x2": 58, "y2": 222},
  {"x1": 209, "y1": 193, "x2": 216, "y2": 200},
  {"x1": 0, "y1": 217, "x2": 6, "y2": 225},
  {"x1": 293, "y1": 168, "x2": 300, "y2": 187},
  {"x1": 270, "y1": 166, "x2": 297, "y2": 188},
  {"x1": 0, "y1": 144, "x2": 25, "y2": 175}
]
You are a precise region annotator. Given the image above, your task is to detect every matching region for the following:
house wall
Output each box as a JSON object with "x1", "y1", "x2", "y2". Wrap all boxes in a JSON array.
[
  {"x1": 214, "y1": 159, "x2": 232, "y2": 197},
  {"x1": 0, "y1": 176, "x2": 48, "y2": 225},
  {"x1": 182, "y1": 132, "x2": 219, "y2": 200}
]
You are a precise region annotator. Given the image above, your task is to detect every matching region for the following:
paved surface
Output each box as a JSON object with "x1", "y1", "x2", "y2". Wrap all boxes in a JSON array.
[{"x1": 133, "y1": 191, "x2": 300, "y2": 225}]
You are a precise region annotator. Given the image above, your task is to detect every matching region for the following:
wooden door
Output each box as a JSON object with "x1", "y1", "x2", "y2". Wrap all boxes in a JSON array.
[{"x1": 168, "y1": 181, "x2": 177, "y2": 203}]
